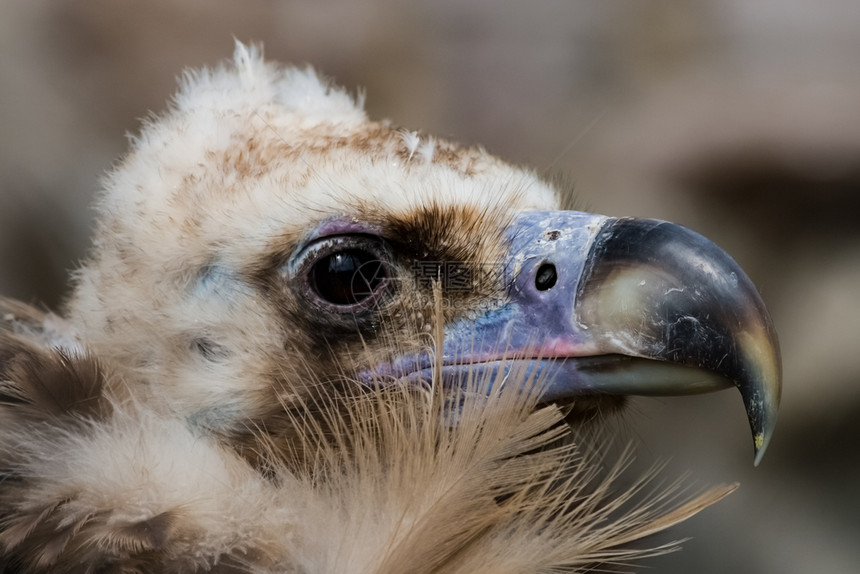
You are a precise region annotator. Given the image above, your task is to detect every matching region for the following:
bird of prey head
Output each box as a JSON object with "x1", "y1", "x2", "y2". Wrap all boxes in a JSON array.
[{"x1": 0, "y1": 43, "x2": 781, "y2": 572}]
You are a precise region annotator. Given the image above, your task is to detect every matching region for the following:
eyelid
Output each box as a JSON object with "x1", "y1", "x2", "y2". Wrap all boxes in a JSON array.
[
  {"x1": 293, "y1": 218, "x2": 384, "y2": 257},
  {"x1": 287, "y1": 233, "x2": 389, "y2": 278}
]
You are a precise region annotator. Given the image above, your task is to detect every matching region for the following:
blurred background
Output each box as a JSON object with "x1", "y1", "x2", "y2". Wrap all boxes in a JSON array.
[{"x1": 1, "y1": 1, "x2": 858, "y2": 572}]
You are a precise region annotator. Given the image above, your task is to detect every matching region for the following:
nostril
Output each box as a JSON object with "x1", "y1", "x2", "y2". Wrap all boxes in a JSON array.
[{"x1": 535, "y1": 262, "x2": 557, "y2": 291}]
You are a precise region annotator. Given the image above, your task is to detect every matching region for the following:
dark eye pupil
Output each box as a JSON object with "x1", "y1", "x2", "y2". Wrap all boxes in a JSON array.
[{"x1": 311, "y1": 249, "x2": 387, "y2": 305}]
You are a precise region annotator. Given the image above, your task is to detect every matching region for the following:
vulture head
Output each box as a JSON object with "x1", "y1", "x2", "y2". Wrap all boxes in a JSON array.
[{"x1": 0, "y1": 43, "x2": 781, "y2": 572}]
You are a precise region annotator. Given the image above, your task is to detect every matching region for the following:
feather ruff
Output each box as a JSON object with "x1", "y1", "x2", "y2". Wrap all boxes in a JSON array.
[{"x1": 0, "y1": 302, "x2": 734, "y2": 573}]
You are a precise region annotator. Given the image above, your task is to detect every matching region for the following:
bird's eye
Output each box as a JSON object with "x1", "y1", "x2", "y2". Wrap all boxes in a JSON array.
[
  {"x1": 311, "y1": 249, "x2": 387, "y2": 305},
  {"x1": 294, "y1": 236, "x2": 393, "y2": 312}
]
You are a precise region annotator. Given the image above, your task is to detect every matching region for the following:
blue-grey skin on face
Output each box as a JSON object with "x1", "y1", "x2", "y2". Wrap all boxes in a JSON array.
[{"x1": 368, "y1": 211, "x2": 782, "y2": 465}]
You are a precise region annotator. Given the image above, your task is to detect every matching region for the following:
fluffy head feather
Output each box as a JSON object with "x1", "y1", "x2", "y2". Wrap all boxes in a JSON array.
[{"x1": 67, "y1": 43, "x2": 558, "y2": 438}]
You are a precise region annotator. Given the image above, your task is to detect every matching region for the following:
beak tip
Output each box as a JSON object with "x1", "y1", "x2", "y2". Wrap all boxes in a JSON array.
[{"x1": 752, "y1": 402, "x2": 778, "y2": 466}]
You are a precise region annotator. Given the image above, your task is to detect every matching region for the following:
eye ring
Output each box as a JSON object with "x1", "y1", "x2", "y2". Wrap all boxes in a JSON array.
[{"x1": 291, "y1": 235, "x2": 394, "y2": 313}]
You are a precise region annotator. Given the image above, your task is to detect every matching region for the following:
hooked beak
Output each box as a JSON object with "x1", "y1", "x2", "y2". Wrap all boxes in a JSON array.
[{"x1": 368, "y1": 211, "x2": 782, "y2": 465}]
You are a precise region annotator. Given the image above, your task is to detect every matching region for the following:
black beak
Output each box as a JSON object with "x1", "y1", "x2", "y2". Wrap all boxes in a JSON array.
[{"x1": 573, "y1": 217, "x2": 781, "y2": 465}]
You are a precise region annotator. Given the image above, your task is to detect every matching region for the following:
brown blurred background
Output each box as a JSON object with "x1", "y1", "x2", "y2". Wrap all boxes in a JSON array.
[{"x1": 2, "y1": 1, "x2": 859, "y2": 572}]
